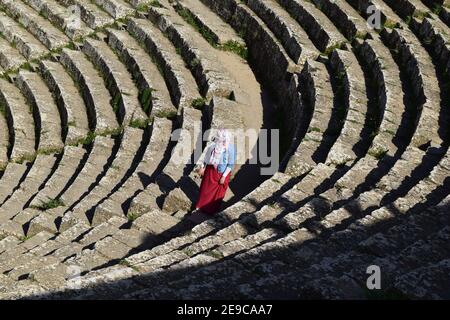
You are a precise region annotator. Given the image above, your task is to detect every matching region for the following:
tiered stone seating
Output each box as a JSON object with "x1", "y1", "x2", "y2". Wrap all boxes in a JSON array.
[
  {"x1": 0, "y1": 37, "x2": 27, "y2": 71},
  {"x1": 0, "y1": 154, "x2": 57, "y2": 226},
  {"x1": 0, "y1": 12, "x2": 49, "y2": 61},
  {"x1": 16, "y1": 70, "x2": 65, "y2": 153},
  {"x1": 0, "y1": 78, "x2": 36, "y2": 162},
  {"x1": 147, "y1": 0, "x2": 238, "y2": 99},
  {"x1": 278, "y1": 0, "x2": 347, "y2": 52},
  {"x1": 0, "y1": 0, "x2": 70, "y2": 50},
  {"x1": 28, "y1": 146, "x2": 87, "y2": 214},
  {"x1": 0, "y1": 0, "x2": 448, "y2": 300},
  {"x1": 56, "y1": 0, "x2": 114, "y2": 29},
  {"x1": 174, "y1": 0, "x2": 246, "y2": 47},
  {"x1": 127, "y1": 18, "x2": 202, "y2": 109},
  {"x1": 21, "y1": 0, "x2": 93, "y2": 39},
  {"x1": 39, "y1": 60, "x2": 90, "y2": 144},
  {"x1": 81, "y1": 37, "x2": 148, "y2": 125},
  {"x1": 59, "y1": 48, "x2": 120, "y2": 133},
  {"x1": 246, "y1": 0, "x2": 320, "y2": 64},
  {"x1": 93, "y1": 117, "x2": 173, "y2": 222},
  {"x1": 106, "y1": 29, "x2": 178, "y2": 116}
]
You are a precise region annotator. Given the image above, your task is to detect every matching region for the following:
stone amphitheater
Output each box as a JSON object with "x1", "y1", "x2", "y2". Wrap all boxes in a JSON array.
[{"x1": 0, "y1": 0, "x2": 448, "y2": 300}]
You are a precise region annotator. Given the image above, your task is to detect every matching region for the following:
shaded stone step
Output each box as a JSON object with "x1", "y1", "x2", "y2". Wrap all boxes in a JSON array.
[
  {"x1": 246, "y1": 0, "x2": 320, "y2": 64},
  {"x1": 28, "y1": 145, "x2": 87, "y2": 208},
  {"x1": 392, "y1": 258, "x2": 450, "y2": 299},
  {"x1": 277, "y1": 0, "x2": 347, "y2": 52},
  {"x1": 93, "y1": 117, "x2": 172, "y2": 221},
  {"x1": 325, "y1": 49, "x2": 370, "y2": 167},
  {"x1": 0, "y1": 154, "x2": 57, "y2": 224},
  {"x1": 0, "y1": 163, "x2": 28, "y2": 204}
]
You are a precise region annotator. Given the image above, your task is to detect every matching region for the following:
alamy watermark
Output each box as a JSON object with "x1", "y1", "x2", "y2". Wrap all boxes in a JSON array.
[{"x1": 366, "y1": 265, "x2": 381, "y2": 290}]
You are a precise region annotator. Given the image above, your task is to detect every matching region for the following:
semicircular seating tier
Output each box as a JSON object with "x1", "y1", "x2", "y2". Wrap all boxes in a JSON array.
[{"x1": 0, "y1": 0, "x2": 448, "y2": 300}]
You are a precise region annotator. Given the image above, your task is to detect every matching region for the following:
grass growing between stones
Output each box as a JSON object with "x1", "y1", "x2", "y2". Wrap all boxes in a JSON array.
[
  {"x1": 32, "y1": 197, "x2": 65, "y2": 211},
  {"x1": 220, "y1": 40, "x2": 248, "y2": 60},
  {"x1": 191, "y1": 97, "x2": 206, "y2": 109},
  {"x1": 174, "y1": 4, "x2": 248, "y2": 60},
  {"x1": 127, "y1": 211, "x2": 141, "y2": 222}
]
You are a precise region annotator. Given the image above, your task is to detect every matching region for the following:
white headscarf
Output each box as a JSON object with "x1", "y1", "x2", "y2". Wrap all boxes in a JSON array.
[{"x1": 209, "y1": 129, "x2": 231, "y2": 168}]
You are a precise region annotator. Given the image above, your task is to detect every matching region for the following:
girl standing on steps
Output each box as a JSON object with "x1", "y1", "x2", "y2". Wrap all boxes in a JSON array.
[{"x1": 195, "y1": 129, "x2": 236, "y2": 215}]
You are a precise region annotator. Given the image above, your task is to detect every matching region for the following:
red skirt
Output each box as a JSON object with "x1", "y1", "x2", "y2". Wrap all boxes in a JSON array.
[{"x1": 195, "y1": 165, "x2": 230, "y2": 215}]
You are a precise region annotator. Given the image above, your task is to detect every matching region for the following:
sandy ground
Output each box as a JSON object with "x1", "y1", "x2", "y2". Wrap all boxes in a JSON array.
[{"x1": 215, "y1": 50, "x2": 275, "y2": 204}]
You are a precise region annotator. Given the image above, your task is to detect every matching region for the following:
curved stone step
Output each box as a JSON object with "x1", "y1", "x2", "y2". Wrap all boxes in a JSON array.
[
  {"x1": 246, "y1": 0, "x2": 320, "y2": 64},
  {"x1": 277, "y1": 0, "x2": 347, "y2": 52},
  {"x1": 174, "y1": 0, "x2": 246, "y2": 47},
  {"x1": 28, "y1": 145, "x2": 87, "y2": 209},
  {"x1": 93, "y1": 117, "x2": 173, "y2": 222},
  {"x1": 106, "y1": 28, "x2": 177, "y2": 117},
  {"x1": 56, "y1": 0, "x2": 114, "y2": 29},
  {"x1": 39, "y1": 60, "x2": 90, "y2": 145},
  {"x1": 285, "y1": 60, "x2": 338, "y2": 176},
  {"x1": 16, "y1": 70, "x2": 65, "y2": 153},
  {"x1": 310, "y1": 0, "x2": 371, "y2": 40},
  {"x1": 0, "y1": 78, "x2": 36, "y2": 162},
  {"x1": 59, "y1": 48, "x2": 120, "y2": 134},
  {"x1": 384, "y1": 28, "x2": 444, "y2": 148},
  {"x1": 82, "y1": 37, "x2": 148, "y2": 125},
  {"x1": 0, "y1": 154, "x2": 57, "y2": 224},
  {"x1": 147, "y1": 0, "x2": 237, "y2": 99},
  {"x1": 0, "y1": 109, "x2": 8, "y2": 169},
  {"x1": 21, "y1": 0, "x2": 93, "y2": 39},
  {"x1": 92, "y1": 0, "x2": 134, "y2": 19},
  {"x1": 0, "y1": 0, "x2": 70, "y2": 50},
  {"x1": 127, "y1": 18, "x2": 202, "y2": 110},
  {"x1": 0, "y1": 37, "x2": 27, "y2": 71},
  {"x1": 0, "y1": 11, "x2": 49, "y2": 60},
  {"x1": 325, "y1": 49, "x2": 371, "y2": 167},
  {"x1": 416, "y1": 14, "x2": 450, "y2": 73}
]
